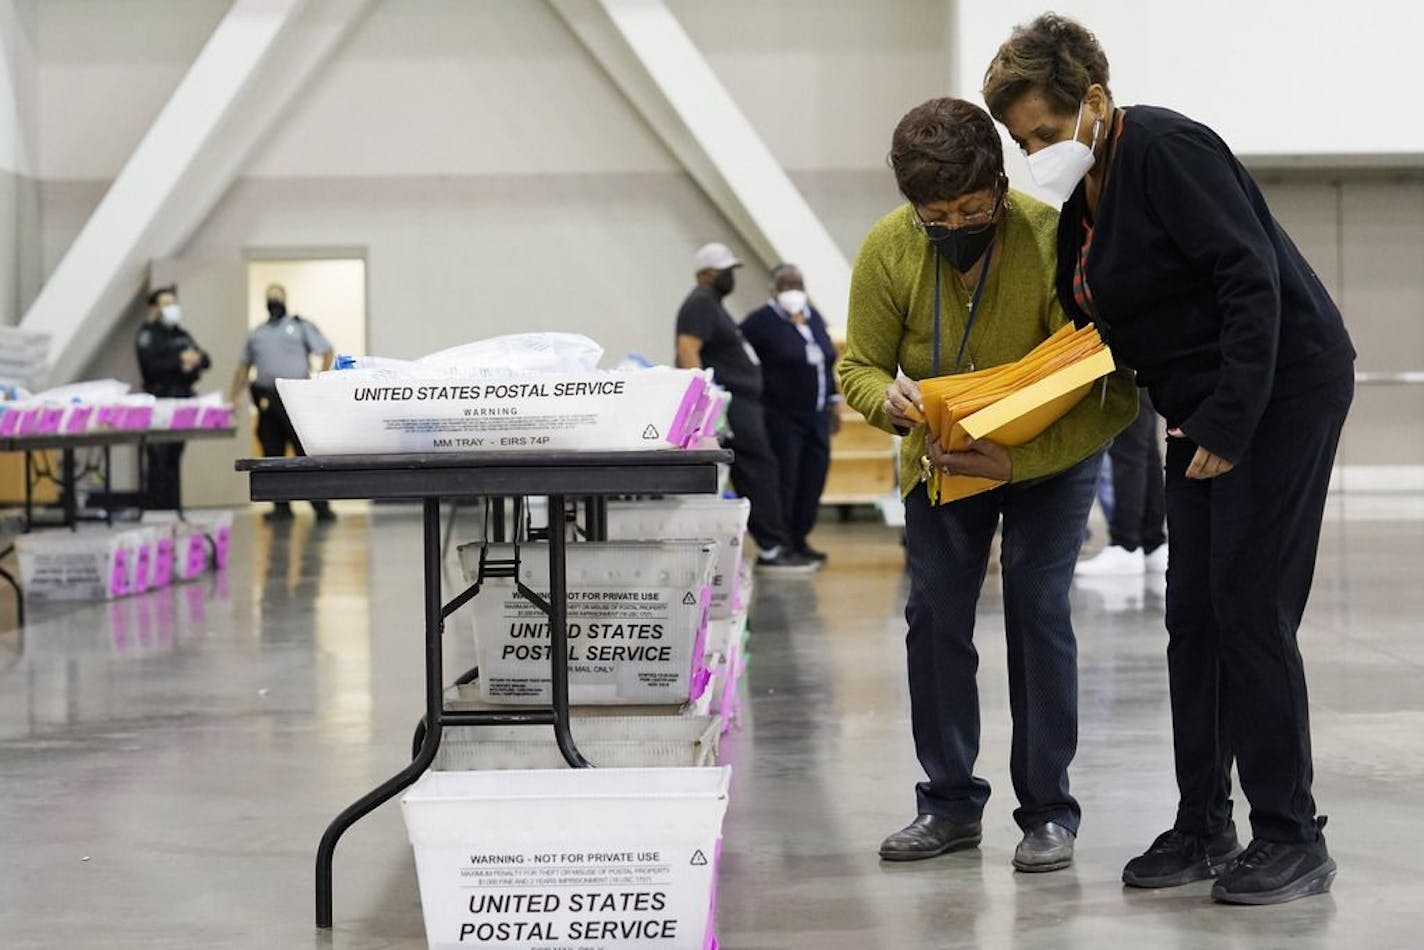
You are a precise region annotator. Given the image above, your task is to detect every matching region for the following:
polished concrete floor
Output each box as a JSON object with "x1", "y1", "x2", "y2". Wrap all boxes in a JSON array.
[{"x1": 1, "y1": 497, "x2": 1422, "y2": 948}]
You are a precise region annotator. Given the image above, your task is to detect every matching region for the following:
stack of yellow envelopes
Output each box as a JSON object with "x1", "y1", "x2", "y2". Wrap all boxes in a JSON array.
[{"x1": 911, "y1": 324, "x2": 1117, "y2": 504}]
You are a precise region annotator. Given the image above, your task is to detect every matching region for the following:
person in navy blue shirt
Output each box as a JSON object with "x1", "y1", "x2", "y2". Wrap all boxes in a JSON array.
[{"x1": 739, "y1": 264, "x2": 840, "y2": 564}]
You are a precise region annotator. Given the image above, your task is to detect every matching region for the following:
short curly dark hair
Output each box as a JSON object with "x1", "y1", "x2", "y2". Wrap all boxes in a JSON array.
[
  {"x1": 889, "y1": 98, "x2": 1005, "y2": 207},
  {"x1": 982, "y1": 13, "x2": 1111, "y2": 123}
]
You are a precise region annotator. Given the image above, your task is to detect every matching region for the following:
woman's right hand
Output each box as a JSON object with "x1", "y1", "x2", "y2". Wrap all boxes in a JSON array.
[{"x1": 883, "y1": 376, "x2": 924, "y2": 429}]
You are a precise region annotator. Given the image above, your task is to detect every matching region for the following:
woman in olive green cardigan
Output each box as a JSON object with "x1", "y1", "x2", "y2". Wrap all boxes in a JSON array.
[{"x1": 839, "y1": 98, "x2": 1135, "y2": 872}]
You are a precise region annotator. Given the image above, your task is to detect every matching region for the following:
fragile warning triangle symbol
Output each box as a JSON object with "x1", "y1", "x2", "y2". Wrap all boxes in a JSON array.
[
  {"x1": 682, "y1": 592, "x2": 697, "y2": 605},
  {"x1": 642, "y1": 424, "x2": 660, "y2": 440},
  {"x1": 690, "y1": 850, "x2": 708, "y2": 866}
]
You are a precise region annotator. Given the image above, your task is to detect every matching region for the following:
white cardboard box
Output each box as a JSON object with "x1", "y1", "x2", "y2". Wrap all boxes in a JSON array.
[
  {"x1": 402, "y1": 767, "x2": 729, "y2": 950},
  {"x1": 278, "y1": 369, "x2": 712, "y2": 455},
  {"x1": 604, "y1": 498, "x2": 750, "y2": 620},
  {"x1": 459, "y1": 541, "x2": 717, "y2": 706},
  {"x1": 16, "y1": 529, "x2": 138, "y2": 600}
]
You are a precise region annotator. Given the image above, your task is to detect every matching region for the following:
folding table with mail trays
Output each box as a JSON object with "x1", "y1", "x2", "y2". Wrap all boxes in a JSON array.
[
  {"x1": 235, "y1": 448, "x2": 732, "y2": 929},
  {"x1": 2, "y1": 427, "x2": 238, "y2": 530},
  {"x1": 1, "y1": 427, "x2": 239, "y2": 615}
]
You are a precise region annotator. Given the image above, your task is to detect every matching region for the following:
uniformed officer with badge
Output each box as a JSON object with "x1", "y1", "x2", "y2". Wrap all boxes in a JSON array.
[
  {"x1": 228, "y1": 283, "x2": 336, "y2": 522},
  {"x1": 135, "y1": 284, "x2": 210, "y2": 509}
]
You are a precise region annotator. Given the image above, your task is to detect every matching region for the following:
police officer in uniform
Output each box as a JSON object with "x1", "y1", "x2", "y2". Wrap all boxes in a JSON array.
[
  {"x1": 135, "y1": 285, "x2": 210, "y2": 510},
  {"x1": 229, "y1": 284, "x2": 336, "y2": 522}
]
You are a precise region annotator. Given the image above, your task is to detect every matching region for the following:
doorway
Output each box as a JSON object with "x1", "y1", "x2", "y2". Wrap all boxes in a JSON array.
[
  {"x1": 243, "y1": 254, "x2": 368, "y2": 458},
  {"x1": 244, "y1": 255, "x2": 368, "y2": 360}
]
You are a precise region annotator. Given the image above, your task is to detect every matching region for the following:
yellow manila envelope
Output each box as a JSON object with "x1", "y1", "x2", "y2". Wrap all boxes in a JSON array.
[{"x1": 929, "y1": 343, "x2": 1116, "y2": 504}]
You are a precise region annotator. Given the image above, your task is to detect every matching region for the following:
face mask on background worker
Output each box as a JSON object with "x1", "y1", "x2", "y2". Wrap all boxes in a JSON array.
[
  {"x1": 1026, "y1": 99, "x2": 1103, "y2": 204},
  {"x1": 266, "y1": 298, "x2": 287, "y2": 321},
  {"x1": 777, "y1": 289, "x2": 808, "y2": 316},
  {"x1": 712, "y1": 270, "x2": 736, "y2": 297},
  {"x1": 160, "y1": 304, "x2": 182, "y2": 327}
]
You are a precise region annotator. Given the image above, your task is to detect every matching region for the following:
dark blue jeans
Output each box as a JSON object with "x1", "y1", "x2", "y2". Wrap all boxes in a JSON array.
[{"x1": 903, "y1": 452, "x2": 1101, "y2": 833}]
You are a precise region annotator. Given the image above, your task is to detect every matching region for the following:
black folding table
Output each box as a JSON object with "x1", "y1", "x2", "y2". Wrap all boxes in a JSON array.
[
  {"x1": 0, "y1": 427, "x2": 238, "y2": 620},
  {"x1": 2, "y1": 426, "x2": 238, "y2": 529},
  {"x1": 235, "y1": 449, "x2": 731, "y2": 929}
]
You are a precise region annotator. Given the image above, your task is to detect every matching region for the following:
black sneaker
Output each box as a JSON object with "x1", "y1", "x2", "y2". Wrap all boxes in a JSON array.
[
  {"x1": 1212, "y1": 818, "x2": 1336, "y2": 905},
  {"x1": 796, "y1": 544, "x2": 829, "y2": 566},
  {"x1": 263, "y1": 504, "x2": 294, "y2": 523},
  {"x1": 1123, "y1": 825, "x2": 1243, "y2": 888},
  {"x1": 754, "y1": 550, "x2": 817, "y2": 576}
]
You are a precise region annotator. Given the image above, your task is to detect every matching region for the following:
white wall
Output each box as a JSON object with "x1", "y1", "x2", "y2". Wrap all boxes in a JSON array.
[
  {"x1": 0, "y1": 0, "x2": 35, "y2": 176},
  {"x1": 34, "y1": 0, "x2": 229, "y2": 180},
  {"x1": 245, "y1": 1, "x2": 672, "y2": 178},
  {"x1": 1263, "y1": 175, "x2": 1424, "y2": 469},
  {"x1": 15, "y1": 0, "x2": 224, "y2": 321},
  {"x1": 32, "y1": 0, "x2": 945, "y2": 370},
  {"x1": 668, "y1": 0, "x2": 950, "y2": 173},
  {"x1": 183, "y1": 173, "x2": 756, "y2": 365},
  {"x1": 240, "y1": 0, "x2": 950, "y2": 179},
  {"x1": 952, "y1": 1, "x2": 1424, "y2": 159},
  {"x1": 173, "y1": 0, "x2": 952, "y2": 365},
  {"x1": 0, "y1": 0, "x2": 37, "y2": 324}
]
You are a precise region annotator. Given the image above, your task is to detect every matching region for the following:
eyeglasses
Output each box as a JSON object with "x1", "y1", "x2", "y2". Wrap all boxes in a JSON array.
[{"x1": 913, "y1": 189, "x2": 1004, "y2": 241}]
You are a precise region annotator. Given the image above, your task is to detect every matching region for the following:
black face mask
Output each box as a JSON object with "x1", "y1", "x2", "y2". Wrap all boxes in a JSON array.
[
  {"x1": 266, "y1": 299, "x2": 287, "y2": 321},
  {"x1": 931, "y1": 224, "x2": 996, "y2": 273},
  {"x1": 711, "y1": 270, "x2": 736, "y2": 297}
]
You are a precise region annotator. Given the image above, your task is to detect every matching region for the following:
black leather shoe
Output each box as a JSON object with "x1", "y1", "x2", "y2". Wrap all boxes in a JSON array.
[
  {"x1": 1123, "y1": 825, "x2": 1243, "y2": 888},
  {"x1": 1013, "y1": 821, "x2": 1075, "y2": 872},
  {"x1": 1212, "y1": 818, "x2": 1336, "y2": 905},
  {"x1": 879, "y1": 815, "x2": 982, "y2": 862}
]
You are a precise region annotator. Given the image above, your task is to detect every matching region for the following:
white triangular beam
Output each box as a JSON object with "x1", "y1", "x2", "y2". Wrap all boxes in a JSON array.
[
  {"x1": 552, "y1": 0, "x2": 852, "y2": 332},
  {"x1": 21, "y1": 0, "x2": 372, "y2": 384}
]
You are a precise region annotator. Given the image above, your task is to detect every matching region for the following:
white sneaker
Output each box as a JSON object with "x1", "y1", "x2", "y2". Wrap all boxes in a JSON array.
[
  {"x1": 1073, "y1": 574, "x2": 1146, "y2": 612},
  {"x1": 1144, "y1": 545, "x2": 1169, "y2": 574},
  {"x1": 1075, "y1": 545, "x2": 1145, "y2": 577}
]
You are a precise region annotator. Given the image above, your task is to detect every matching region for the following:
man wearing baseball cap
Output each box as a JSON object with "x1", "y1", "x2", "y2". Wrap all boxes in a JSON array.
[{"x1": 676, "y1": 243, "x2": 815, "y2": 574}]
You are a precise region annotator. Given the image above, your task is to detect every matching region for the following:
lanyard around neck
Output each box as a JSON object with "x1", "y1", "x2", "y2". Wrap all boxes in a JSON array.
[{"x1": 932, "y1": 237, "x2": 995, "y2": 376}]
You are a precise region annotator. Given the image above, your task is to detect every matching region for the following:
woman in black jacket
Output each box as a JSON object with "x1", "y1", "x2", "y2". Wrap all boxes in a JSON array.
[
  {"x1": 740, "y1": 264, "x2": 840, "y2": 564},
  {"x1": 983, "y1": 14, "x2": 1354, "y2": 906}
]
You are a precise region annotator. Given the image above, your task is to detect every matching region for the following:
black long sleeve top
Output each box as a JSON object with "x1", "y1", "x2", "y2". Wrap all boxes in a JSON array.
[
  {"x1": 1058, "y1": 105, "x2": 1355, "y2": 463},
  {"x1": 136, "y1": 320, "x2": 211, "y2": 398}
]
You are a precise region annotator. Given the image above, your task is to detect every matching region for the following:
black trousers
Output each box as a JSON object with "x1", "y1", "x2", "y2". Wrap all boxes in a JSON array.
[
  {"x1": 903, "y1": 453, "x2": 1100, "y2": 832},
  {"x1": 763, "y1": 407, "x2": 831, "y2": 550},
  {"x1": 725, "y1": 395, "x2": 790, "y2": 552},
  {"x1": 1164, "y1": 372, "x2": 1351, "y2": 844},
  {"x1": 1107, "y1": 392, "x2": 1166, "y2": 552},
  {"x1": 252, "y1": 386, "x2": 330, "y2": 515},
  {"x1": 144, "y1": 442, "x2": 185, "y2": 511}
]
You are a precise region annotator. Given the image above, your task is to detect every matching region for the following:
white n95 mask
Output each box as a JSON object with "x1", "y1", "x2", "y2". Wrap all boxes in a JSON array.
[
  {"x1": 777, "y1": 289, "x2": 808, "y2": 316},
  {"x1": 1026, "y1": 100, "x2": 1102, "y2": 205},
  {"x1": 160, "y1": 304, "x2": 182, "y2": 326}
]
